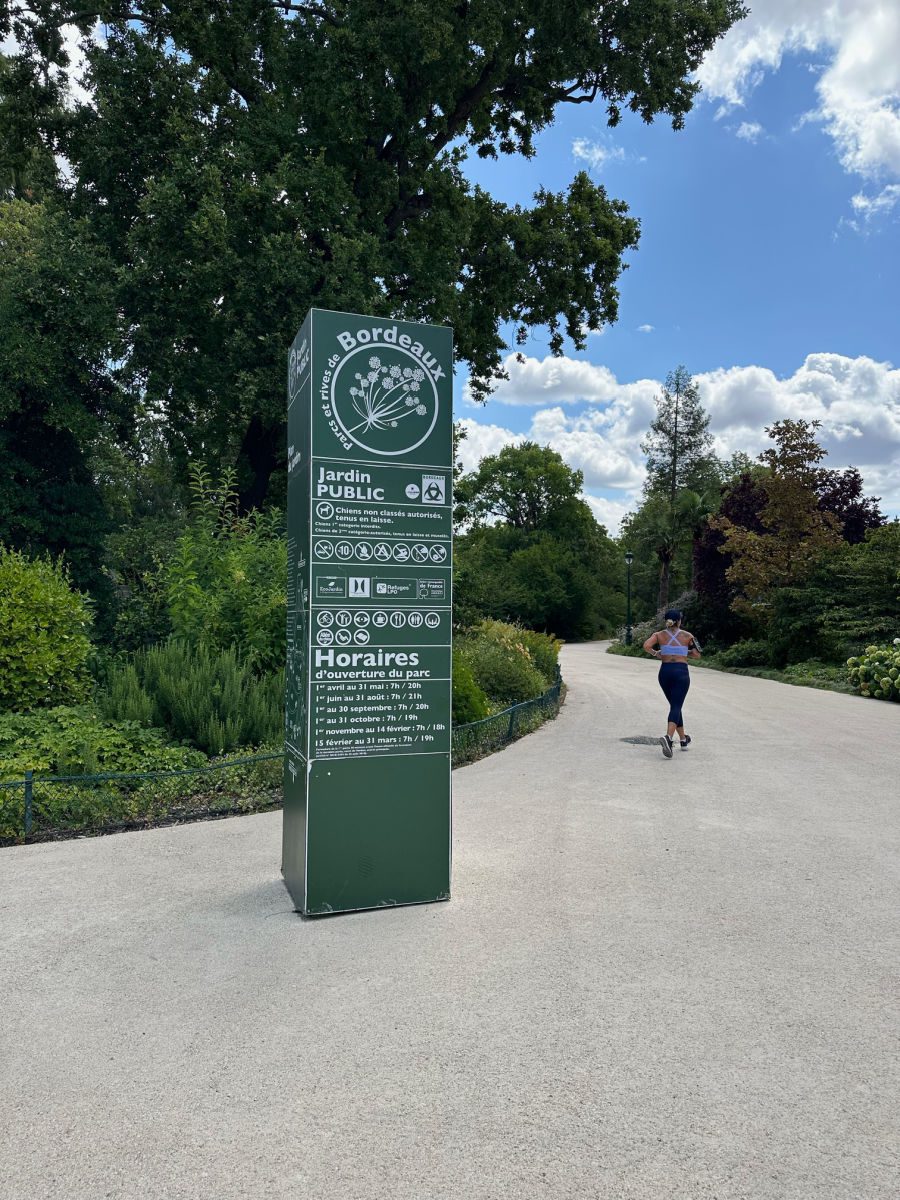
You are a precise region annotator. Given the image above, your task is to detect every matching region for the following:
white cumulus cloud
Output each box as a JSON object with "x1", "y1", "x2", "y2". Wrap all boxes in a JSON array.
[
  {"x1": 572, "y1": 137, "x2": 626, "y2": 171},
  {"x1": 735, "y1": 121, "x2": 764, "y2": 142},
  {"x1": 697, "y1": 2, "x2": 900, "y2": 213},
  {"x1": 459, "y1": 350, "x2": 900, "y2": 525}
]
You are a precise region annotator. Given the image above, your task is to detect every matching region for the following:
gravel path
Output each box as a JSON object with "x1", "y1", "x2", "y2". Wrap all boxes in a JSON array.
[{"x1": 1, "y1": 643, "x2": 898, "y2": 1199}]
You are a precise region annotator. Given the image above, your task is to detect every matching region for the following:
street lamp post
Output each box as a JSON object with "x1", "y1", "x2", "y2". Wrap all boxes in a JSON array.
[{"x1": 624, "y1": 551, "x2": 634, "y2": 645}]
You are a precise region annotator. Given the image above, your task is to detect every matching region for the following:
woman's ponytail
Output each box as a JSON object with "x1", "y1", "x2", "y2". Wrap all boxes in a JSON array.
[{"x1": 665, "y1": 618, "x2": 675, "y2": 629}]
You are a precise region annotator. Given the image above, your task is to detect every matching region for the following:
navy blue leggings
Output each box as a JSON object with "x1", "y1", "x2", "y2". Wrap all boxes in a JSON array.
[{"x1": 658, "y1": 663, "x2": 690, "y2": 727}]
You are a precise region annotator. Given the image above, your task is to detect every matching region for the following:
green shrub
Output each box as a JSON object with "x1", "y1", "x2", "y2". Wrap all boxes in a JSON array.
[
  {"x1": 515, "y1": 628, "x2": 562, "y2": 683},
  {"x1": 470, "y1": 619, "x2": 561, "y2": 682},
  {"x1": 0, "y1": 546, "x2": 93, "y2": 711},
  {"x1": 99, "y1": 639, "x2": 283, "y2": 755},
  {"x1": 847, "y1": 642, "x2": 900, "y2": 702},
  {"x1": 0, "y1": 705, "x2": 205, "y2": 778},
  {"x1": 457, "y1": 628, "x2": 547, "y2": 707},
  {"x1": 451, "y1": 651, "x2": 490, "y2": 724},
  {"x1": 715, "y1": 638, "x2": 771, "y2": 668},
  {"x1": 162, "y1": 467, "x2": 286, "y2": 671}
]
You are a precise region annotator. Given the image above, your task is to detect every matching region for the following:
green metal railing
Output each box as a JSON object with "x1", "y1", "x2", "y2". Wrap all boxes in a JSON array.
[
  {"x1": 450, "y1": 667, "x2": 563, "y2": 766},
  {"x1": 0, "y1": 671, "x2": 563, "y2": 844}
]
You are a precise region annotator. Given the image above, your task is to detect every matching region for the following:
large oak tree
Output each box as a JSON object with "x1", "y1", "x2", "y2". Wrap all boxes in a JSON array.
[{"x1": 2, "y1": 0, "x2": 746, "y2": 511}]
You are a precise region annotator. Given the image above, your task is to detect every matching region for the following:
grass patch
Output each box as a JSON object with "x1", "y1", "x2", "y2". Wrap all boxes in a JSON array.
[{"x1": 606, "y1": 643, "x2": 855, "y2": 695}]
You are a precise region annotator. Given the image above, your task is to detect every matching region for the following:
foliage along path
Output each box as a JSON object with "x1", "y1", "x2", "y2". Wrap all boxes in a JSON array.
[{"x1": 1, "y1": 644, "x2": 898, "y2": 1199}]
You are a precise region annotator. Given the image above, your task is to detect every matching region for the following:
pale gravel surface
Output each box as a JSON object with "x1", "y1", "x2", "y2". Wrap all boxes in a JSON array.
[{"x1": 1, "y1": 642, "x2": 898, "y2": 1200}]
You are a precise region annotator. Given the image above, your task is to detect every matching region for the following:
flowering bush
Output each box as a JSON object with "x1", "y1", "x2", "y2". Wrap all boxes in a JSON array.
[
  {"x1": 846, "y1": 641, "x2": 900, "y2": 702},
  {"x1": 455, "y1": 620, "x2": 550, "y2": 707}
]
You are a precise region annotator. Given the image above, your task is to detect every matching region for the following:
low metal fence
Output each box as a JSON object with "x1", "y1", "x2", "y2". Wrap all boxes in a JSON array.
[
  {"x1": 0, "y1": 671, "x2": 563, "y2": 844},
  {"x1": 450, "y1": 667, "x2": 563, "y2": 766}
]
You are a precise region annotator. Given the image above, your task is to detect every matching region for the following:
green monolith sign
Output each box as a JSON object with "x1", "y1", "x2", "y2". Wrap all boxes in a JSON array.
[{"x1": 283, "y1": 308, "x2": 453, "y2": 915}]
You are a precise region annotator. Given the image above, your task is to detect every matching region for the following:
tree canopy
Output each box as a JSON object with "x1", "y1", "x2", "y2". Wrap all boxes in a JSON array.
[
  {"x1": 1, "y1": 0, "x2": 747, "y2": 514},
  {"x1": 454, "y1": 442, "x2": 622, "y2": 639}
]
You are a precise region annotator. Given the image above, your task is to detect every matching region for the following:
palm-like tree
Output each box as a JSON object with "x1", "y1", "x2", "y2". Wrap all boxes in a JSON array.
[
  {"x1": 639, "y1": 510, "x2": 680, "y2": 611},
  {"x1": 674, "y1": 488, "x2": 718, "y2": 588},
  {"x1": 638, "y1": 489, "x2": 717, "y2": 610}
]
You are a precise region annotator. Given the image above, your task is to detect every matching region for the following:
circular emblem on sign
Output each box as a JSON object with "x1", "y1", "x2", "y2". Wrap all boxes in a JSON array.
[{"x1": 332, "y1": 347, "x2": 439, "y2": 457}]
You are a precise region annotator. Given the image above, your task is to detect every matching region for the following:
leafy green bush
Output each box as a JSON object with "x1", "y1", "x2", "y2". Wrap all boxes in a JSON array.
[
  {"x1": 715, "y1": 638, "x2": 771, "y2": 668},
  {"x1": 99, "y1": 639, "x2": 283, "y2": 754},
  {"x1": 513, "y1": 627, "x2": 562, "y2": 683},
  {"x1": 162, "y1": 467, "x2": 286, "y2": 671},
  {"x1": 457, "y1": 621, "x2": 548, "y2": 707},
  {"x1": 847, "y1": 641, "x2": 900, "y2": 702},
  {"x1": 451, "y1": 650, "x2": 490, "y2": 724},
  {"x1": 0, "y1": 705, "x2": 205, "y2": 778},
  {"x1": 0, "y1": 546, "x2": 93, "y2": 711},
  {"x1": 471, "y1": 619, "x2": 561, "y2": 682}
]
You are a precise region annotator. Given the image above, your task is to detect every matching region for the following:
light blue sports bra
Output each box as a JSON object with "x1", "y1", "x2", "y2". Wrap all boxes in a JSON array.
[{"x1": 660, "y1": 630, "x2": 690, "y2": 656}]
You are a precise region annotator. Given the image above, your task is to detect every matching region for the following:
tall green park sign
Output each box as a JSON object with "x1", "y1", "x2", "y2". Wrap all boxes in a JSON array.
[{"x1": 283, "y1": 309, "x2": 453, "y2": 915}]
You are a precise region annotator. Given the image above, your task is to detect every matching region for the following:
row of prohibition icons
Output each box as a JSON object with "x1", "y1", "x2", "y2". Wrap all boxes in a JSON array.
[
  {"x1": 317, "y1": 609, "x2": 441, "y2": 630},
  {"x1": 313, "y1": 539, "x2": 448, "y2": 565}
]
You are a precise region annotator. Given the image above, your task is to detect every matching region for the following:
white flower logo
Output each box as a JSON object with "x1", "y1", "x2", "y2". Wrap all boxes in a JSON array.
[
  {"x1": 330, "y1": 344, "x2": 440, "y2": 456},
  {"x1": 348, "y1": 365, "x2": 429, "y2": 436}
]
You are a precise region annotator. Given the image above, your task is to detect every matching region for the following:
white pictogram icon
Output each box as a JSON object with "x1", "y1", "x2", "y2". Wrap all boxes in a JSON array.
[
  {"x1": 335, "y1": 610, "x2": 353, "y2": 628},
  {"x1": 354, "y1": 611, "x2": 370, "y2": 627},
  {"x1": 317, "y1": 611, "x2": 334, "y2": 627},
  {"x1": 372, "y1": 611, "x2": 388, "y2": 628},
  {"x1": 314, "y1": 540, "x2": 334, "y2": 559},
  {"x1": 407, "y1": 611, "x2": 424, "y2": 629},
  {"x1": 405, "y1": 483, "x2": 421, "y2": 499},
  {"x1": 392, "y1": 543, "x2": 410, "y2": 563},
  {"x1": 411, "y1": 544, "x2": 429, "y2": 563},
  {"x1": 389, "y1": 612, "x2": 406, "y2": 628},
  {"x1": 425, "y1": 612, "x2": 440, "y2": 629},
  {"x1": 335, "y1": 629, "x2": 352, "y2": 646},
  {"x1": 349, "y1": 576, "x2": 371, "y2": 598},
  {"x1": 316, "y1": 502, "x2": 334, "y2": 520},
  {"x1": 355, "y1": 542, "x2": 373, "y2": 561},
  {"x1": 422, "y1": 474, "x2": 446, "y2": 504},
  {"x1": 429, "y1": 544, "x2": 448, "y2": 563},
  {"x1": 354, "y1": 629, "x2": 370, "y2": 645},
  {"x1": 317, "y1": 629, "x2": 334, "y2": 646},
  {"x1": 335, "y1": 541, "x2": 353, "y2": 560},
  {"x1": 373, "y1": 542, "x2": 391, "y2": 561}
]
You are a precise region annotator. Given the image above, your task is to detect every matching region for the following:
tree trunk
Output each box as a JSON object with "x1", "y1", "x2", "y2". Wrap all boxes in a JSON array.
[
  {"x1": 657, "y1": 555, "x2": 670, "y2": 612},
  {"x1": 236, "y1": 414, "x2": 283, "y2": 513}
]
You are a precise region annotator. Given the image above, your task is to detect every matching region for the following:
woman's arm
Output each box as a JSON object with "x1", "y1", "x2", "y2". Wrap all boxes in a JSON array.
[
  {"x1": 687, "y1": 634, "x2": 702, "y2": 660},
  {"x1": 642, "y1": 633, "x2": 662, "y2": 657}
]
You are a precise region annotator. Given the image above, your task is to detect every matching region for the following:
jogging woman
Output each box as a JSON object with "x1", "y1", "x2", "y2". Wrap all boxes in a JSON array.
[{"x1": 642, "y1": 609, "x2": 702, "y2": 758}]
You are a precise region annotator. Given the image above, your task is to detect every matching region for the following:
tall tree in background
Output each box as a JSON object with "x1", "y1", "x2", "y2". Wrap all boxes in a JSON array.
[
  {"x1": 1, "y1": 0, "x2": 747, "y2": 513},
  {"x1": 642, "y1": 366, "x2": 719, "y2": 498},
  {"x1": 709, "y1": 420, "x2": 842, "y2": 622},
  {"x1": 639, "y1": 365, "x2": 718, "y2": 607},
  {"x1": 454, "y1": 442, "x2": 622, "y2": 639}
]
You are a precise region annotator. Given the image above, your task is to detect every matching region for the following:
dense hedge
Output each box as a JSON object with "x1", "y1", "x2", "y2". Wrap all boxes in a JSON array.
[{"x1": 0, "y1": 547, "x2": 93, "y2": 711}]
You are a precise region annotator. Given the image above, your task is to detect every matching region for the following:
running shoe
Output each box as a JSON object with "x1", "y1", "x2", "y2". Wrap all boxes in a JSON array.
[
  {"x1": 660, "y1": 735, "x2": 673, "y2": 758},
  {"x1": 680, "y1": 736, "x2": 692, "y2": 751}
]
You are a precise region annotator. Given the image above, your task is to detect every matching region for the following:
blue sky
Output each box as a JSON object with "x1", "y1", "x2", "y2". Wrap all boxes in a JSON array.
[{"x1": 455, "y1": 2, "x2": 900, "y2": 532}]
